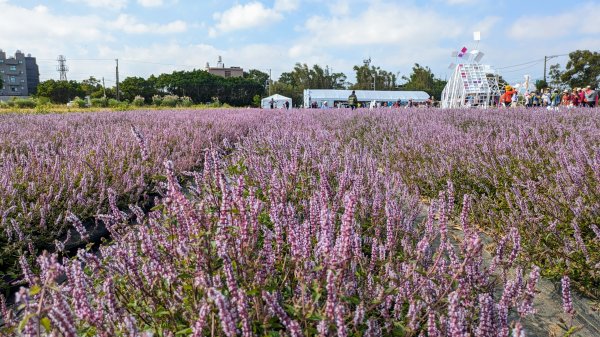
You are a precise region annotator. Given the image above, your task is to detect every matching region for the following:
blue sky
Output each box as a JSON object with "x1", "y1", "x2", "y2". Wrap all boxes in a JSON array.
[{"x1": 1, "y1": 0, "x2": 598, "y2": 87}]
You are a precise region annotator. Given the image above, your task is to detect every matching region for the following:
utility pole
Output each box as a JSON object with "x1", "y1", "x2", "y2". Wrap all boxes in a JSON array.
[
  {"x1": 115, "y1": 58, "x2": 120, "y2": 101},
  {"x1": 268, "y1": 68, "x2": 272, "y2": 96},
  {"x1": 544, "y1": 55, "x2": 559, "y2": 83},
  {"x1": 102, "y1": 77, "x2": 107, "y2": 99}
]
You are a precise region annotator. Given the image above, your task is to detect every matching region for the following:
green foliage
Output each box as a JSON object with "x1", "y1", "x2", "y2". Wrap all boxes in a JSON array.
[
  {"x1": 161, "y1": 95, "x2": 179, "y2": 107},
  {"x1": 548, "y1": 63, "x2": 566, "y2": 90},
  {"x1": 245, "y1": 69, "x2": 270, "y2": 87},
  {"x1": 107, "y1": 98, "x2": 121, "y2": 108},
  {"x1": 5, "y1": 97, "x2": 37, "y2": 109},
  {"x1": 90, "y1": 98, "x2": 108, "y2": 108},
  {"x1": 252, "y1": 94, "x2": 262, "y2": 107},
  {"x1": 535, "y1": 79, "x2": 549, "y2": 91},
  {"x1": 276, "y1": 63, "x2": 347, "y2": 104},
  {"x1": 399, "y1": 63, "x2": 446, "y2": 100},
  {"x1": 560, "y1": 50, "x2": 600, "y2": 89},
  {"x1": 132, "y1": 95, "x2": 145, "y2": 107},
  {"x1": 155, "y1": 69, "x2": 264, "y2": 106},
  {"x1": 352, "y1": 63, "x2": 396, "y2": 90},
  {"x1": 152, "y1": 94, "x2": 163, "y2": 106},
  {"x1": 179, "y1": 96, "x2": 193, "y2": 107},
  {"x1": 72, "y1": 97, "x2": 87, "y2": 108},
  {"x1": 120, "y1": 76, "x2": 158, "y2": 102},
  {"x1": 36, "y1": 79, "x2": 86, "y2": 104},
  {"x1": 80, "y1": 76, "x2": 105, "y2": 98}
]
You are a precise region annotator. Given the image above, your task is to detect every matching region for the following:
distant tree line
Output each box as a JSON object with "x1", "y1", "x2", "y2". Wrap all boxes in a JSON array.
[
  {"x1": 35, "y1": 71, "x2": 265, "y2": 105},
  {"x1": 32, "y1": 50, "x2": 599, "y2": 106}
]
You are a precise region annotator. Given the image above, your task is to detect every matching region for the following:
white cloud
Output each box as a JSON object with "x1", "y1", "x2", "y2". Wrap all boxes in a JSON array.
[
  {"x1": 509, "y1": 4, "x2": 600, "y2": 40},
  {"x1": 94, "y1": 42, "x2": 291, "y2": 81},
  {"x1": 446, "y1": 0, "x2": 478, "y2": 4},
  {"x1": 209, "y1": 2, "x2": 283, "y2": 36},
  {"x1": 111, "y1": 14, "x2": 187, "y2": 34},
  {"x1": 327, "y1": 0, "x2": 351, "y2": 16},
  {"x1": 274, "y1": 0, "x2": 300, "y2": 12},
  {"x1": 137, "y1": 0, "x2": 164, "y2": 7},
  {"x1": 299, "y1": 3, "x2": 461, "y2": 47},
  {"x1": 66, "y1": 0, "x2": 128, "y2": 10}
]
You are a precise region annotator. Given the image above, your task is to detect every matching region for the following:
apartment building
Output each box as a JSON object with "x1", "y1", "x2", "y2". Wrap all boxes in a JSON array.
[{"x1": 0, "y1": 49, "x2": 40, "y2": 97}]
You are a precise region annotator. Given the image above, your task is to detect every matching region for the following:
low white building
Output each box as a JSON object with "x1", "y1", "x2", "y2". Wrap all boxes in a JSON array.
[{"x1": 303, "y1": 89, "x2": 430, "y2": 108}]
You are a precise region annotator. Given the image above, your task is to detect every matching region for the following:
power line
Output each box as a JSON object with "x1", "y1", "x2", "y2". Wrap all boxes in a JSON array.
[
  {"x1": 496, "y1": 59, "x2": 544, "y2": 70},
  {"x1": 500, "y1": 61, "x2": 545, "y2": 74}
]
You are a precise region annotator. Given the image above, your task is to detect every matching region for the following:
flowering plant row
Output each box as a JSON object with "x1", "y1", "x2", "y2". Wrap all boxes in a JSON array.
[
  {"x1": 1, "y1": 107, "x2": 596, "y2": 335},
  {"x1": 0, "y1": 110, "x2": 268, "y2": 291}
]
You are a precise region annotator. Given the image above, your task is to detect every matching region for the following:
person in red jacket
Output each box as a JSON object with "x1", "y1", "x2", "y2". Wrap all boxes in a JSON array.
[
  {"x1": 503, "y1": 85, "x2": 516, "y2": 108},
  {"x1": 572, "y1": 89, "x2": 581, "y2": 106},
  {"x1": 500, "y1": 85, "x2": 516, "y2": 108},
  {"x1": 578, "y1": 89, "x2": 585, "y2": 106}
]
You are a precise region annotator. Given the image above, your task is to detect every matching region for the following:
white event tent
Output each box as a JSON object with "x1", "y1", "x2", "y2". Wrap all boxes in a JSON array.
[
  {"x1": 303, "y1": 89, "x2": 430, "y2": 108},
  {"x1": 261, "y1": 94, "x2": 292, "y2": 109}
]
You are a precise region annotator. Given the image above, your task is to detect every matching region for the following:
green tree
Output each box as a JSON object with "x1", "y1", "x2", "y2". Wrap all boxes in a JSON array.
[
  {"x1": 352, "y1": 63, "x2": 397, "y2": 90},
  {"x1": 560, "y1": 50, "x2": 600, "y2": 88},
  {"x1": 400, "y1": 63, "x2": 447, "y2": 99},
  {"x1": 154, "y1": 69, "x2": 264, "y2": 106},
  {"x1": 535, "y1": 79, "x2": 548, "y2": 91},
  {"x1": 35, "y1": 80, "x2": 85, "y2": 104},
  {"x1": 245, "y1": 69, "x2": 270, "y2": 87},
  {"x1": 548, "y1": 63, "x2": 566, "y2": 90},
  {"x1": 275, "y1": 63, "x2": 347, "y2": 104},
  {"x1": 80, "y1": 76, "x2": 105, "y2": 98},
  {"x1": 119, "y1": 76, "x2": 157, "y2": 102}
]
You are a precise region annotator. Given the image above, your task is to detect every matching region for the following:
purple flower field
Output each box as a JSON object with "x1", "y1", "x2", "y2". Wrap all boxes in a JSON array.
[{"x1": 1, "y1": 107, "x2": 599, "y2": 336}]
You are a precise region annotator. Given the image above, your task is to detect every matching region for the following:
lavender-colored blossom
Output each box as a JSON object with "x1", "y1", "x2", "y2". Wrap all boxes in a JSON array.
[
  {"x1": 427, "y1": 311, "x2": 440, "y2": 337},
  {"x1": 19, "y1": 255, "x2": 37, "y2": 285},
  {"x1": 447, "y1": 292, "x2": 468, "y2": 337},
  {"x1": 208, "y1": 288, "x2": 238, "y2": 337},
  {"x1": 476, "y1": 293, "x2": 495, "y2": 337},
  {"x1": 561, "y1": 275, "x2": 575, "y2": 316},
  {"x1": 262, "y1": 291, "x2": 302, "y2": 337},
  {"x1": 66, "y1": 211, "x2": 89, "y2": 241},
  {"x1": 191, "y1": 303, "x2": 211, "y2": 337},
  {"x1": 130, "y1": 124, "x2": 150, "y2": 161}
]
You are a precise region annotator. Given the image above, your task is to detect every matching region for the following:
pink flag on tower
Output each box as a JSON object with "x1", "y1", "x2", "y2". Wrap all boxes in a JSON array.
[{"x1": 458, "y1": 47, "x2": 468, "y2": 58}]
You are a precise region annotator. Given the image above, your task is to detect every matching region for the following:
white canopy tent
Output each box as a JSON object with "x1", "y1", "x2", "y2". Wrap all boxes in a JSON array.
[
  {"x1": 303, "y1": 89, "x2": 430, "y2": 108},
  {"x1": 261, "y1": 94, "x2": 292, "y2": 109}
]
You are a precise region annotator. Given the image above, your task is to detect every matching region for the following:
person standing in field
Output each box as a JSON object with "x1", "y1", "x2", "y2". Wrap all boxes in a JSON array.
[
  {"x1": 584, "y1": 85, "x2": 598, "y2": 108},
  {"x1": 503, "y1": 85, "x2": 516, "y2": 108},
  {"x1": 348, "y1": 90, "x2": 358, "y2": 110},
  {"x1": 511, "y1": 90, "x2": 518, "y2": 107}
]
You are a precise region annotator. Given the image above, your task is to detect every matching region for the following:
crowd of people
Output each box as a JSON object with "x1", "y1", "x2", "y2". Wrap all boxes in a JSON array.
[{"x1": 499, "y1": 85, "x2": 598, "y2": 108}]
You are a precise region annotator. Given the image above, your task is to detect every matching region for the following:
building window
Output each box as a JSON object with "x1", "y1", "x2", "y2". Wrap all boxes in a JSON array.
[
  {"x1": 10, "y1": 76, "x2": 16, "y2": 83},
  {"x1": 18, "y1": 60, "x2": 23, "y2": 64},
  {"x1": 21, "y1": 79, "x2": 25, "y2": 83},
  {"x1": 9, "y1": 65, "x2": 16, "y2": 71},
  {"x1": 224, "y1": 70, "x2": 231, "y2": 77},
  {"x1": 11, "y1": 87, "x2": 17, "y2": 92}
]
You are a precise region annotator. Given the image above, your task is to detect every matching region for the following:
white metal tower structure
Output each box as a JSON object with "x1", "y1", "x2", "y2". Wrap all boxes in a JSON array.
[
  {"x1": 441, "y1": 33, "x2": 501, "y2": 109},
  {"x1": 56, "y1": 55, "x2": 68, "y2": 81}
]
